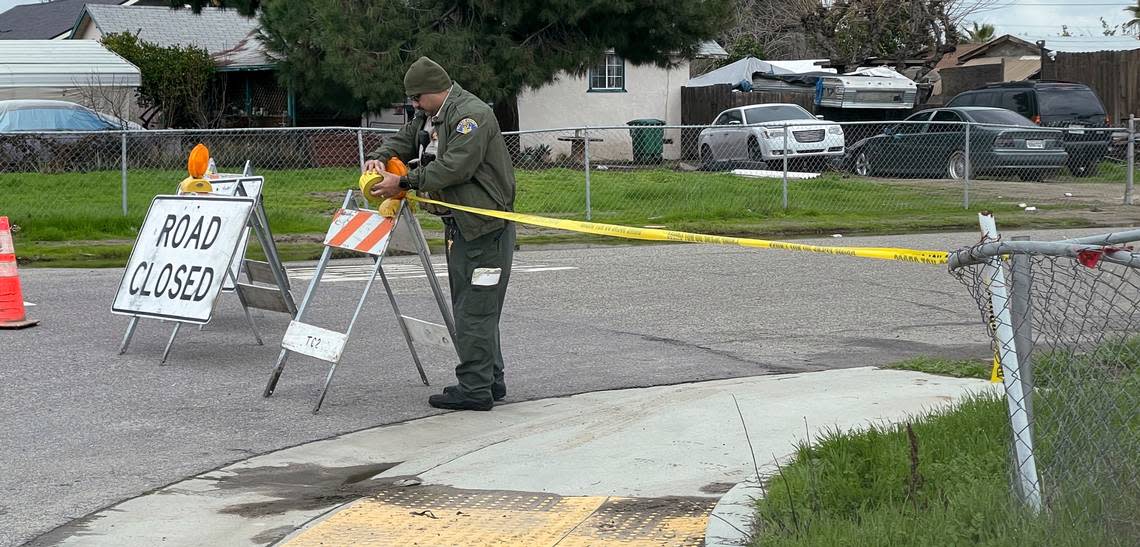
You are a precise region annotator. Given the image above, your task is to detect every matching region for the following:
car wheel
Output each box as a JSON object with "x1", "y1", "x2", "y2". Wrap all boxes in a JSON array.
[
  {"x1": 700, "y1": 144, "x2": 715, "y2": 171},
  {"x1": 748, "y1": 138, "x2": 764, "y2": 162},
  {"x1": 947, "y1": 150, "x2": 969, "y2": 181},
  {"x1": 854, "y1": 151, "x2": 871, "y2": 176}
]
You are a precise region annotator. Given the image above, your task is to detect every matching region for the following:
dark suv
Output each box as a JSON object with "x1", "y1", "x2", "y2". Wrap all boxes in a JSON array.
[{"x1": 947, "y1": 81, "x2": 1110, "y2": 177}]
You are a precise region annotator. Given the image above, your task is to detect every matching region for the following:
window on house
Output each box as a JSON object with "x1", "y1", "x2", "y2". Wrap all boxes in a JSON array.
[{"x1": 589, "y1": 53, "x2": 625, "y2": 92}]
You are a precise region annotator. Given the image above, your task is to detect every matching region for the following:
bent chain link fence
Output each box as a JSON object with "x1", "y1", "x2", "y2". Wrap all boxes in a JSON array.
[
  {"x1": 0, "y1": 120, "x2": 1135, "y2": 246},
  {"x1": 949, "y1": 224, "x2": 1140, "y2": 543}
]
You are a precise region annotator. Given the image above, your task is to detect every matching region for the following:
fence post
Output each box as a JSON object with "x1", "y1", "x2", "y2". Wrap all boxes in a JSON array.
[
  {"x1": 120, "y1": 131, "x2": 128, "y2": 216},
  {"x1": 1126, "y1": 115, "x2": 1135, "y2": 206},
  {"x1": 1009, "y1": 234, "x2": 1036, "y2": 428},
  {"x1": 978, "y1": 213, "x2": 1042, "y2": 512},
  {"x1": 357, "y1": 128, "x2": 365, "y2": 172},
  {"x1": 964, "y1": 122, "x2": 971, "y2": 209},
  {"x1": 584, "y1": 127, "x2": 592, "y2": 221},
  {"x1": 781, "y1": 123, "x2": 789, "y2": 210}
]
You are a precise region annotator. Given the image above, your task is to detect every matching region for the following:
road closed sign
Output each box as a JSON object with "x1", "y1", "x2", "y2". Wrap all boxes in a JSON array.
[{"x1": 112, "y1": 195, "x2": 255, "y2": 323}]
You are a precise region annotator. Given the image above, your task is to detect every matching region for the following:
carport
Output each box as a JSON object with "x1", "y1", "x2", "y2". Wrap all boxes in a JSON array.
[{"x1": 0, "y1": 40, "x2": 141, "y2": 118}]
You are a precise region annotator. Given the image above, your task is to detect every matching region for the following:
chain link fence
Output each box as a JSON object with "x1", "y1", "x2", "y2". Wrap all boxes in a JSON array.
[
  {"x1": 0, "y1": 119, "x2": 1135, "y2": 246},
  {"x1": 949, "y1": 222, "x2": 1140, "y2": 542}
]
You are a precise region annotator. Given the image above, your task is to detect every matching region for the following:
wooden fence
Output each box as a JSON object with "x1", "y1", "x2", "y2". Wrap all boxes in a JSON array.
[{"x1": 1044, "y1": 50, "x2": 1140, "y2": 125}]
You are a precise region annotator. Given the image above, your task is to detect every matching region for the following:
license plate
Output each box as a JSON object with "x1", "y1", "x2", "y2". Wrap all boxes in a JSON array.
[
  {"x1": 1068, "y1": 125, "x2": 1085, "y2": 135},
  {"x1": 1027, "y1": 140, "x2": 1045, "y2": 149}
]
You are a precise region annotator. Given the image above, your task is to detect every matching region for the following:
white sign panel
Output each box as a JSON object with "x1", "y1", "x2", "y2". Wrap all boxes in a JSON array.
[
  {"x1": 177, "y1": 177, "x2": 265, "y2": 290},
  {"x1": 112, "y1": 195, "x2": 255, "y2": 323},
  {"x1": 281, "y1": 320, "x2": 348, "y2": 363},
  {"x1": 401, "y1": 316, "x2": 453, "y2": 349},
  {"x1": 207, "y1": 177, "x2": 264, "y2": 199}
]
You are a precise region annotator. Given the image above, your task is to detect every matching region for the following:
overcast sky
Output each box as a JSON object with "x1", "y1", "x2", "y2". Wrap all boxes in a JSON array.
[
  {"x1": 1, "y1": 0, "x2": 1137, "y2": 40},
  {"x1": 969, "y1": 1, "x2": 1138, "y2": 38}
]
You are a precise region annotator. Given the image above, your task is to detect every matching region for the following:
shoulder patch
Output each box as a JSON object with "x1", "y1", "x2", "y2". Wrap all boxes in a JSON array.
[{"x1": 456, "y1": 117, "x2": 478, "y2": 135}]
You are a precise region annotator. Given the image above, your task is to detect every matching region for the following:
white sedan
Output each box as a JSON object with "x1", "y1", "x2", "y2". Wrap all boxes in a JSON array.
[{"x1": 698, "y1": 104, "x2": 844, "y2": 168}]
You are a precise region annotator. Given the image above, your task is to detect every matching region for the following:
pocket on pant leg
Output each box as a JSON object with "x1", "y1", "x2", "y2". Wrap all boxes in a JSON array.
[{"x1": 463, "y1": 282, "x2": 499, "y2": 317}]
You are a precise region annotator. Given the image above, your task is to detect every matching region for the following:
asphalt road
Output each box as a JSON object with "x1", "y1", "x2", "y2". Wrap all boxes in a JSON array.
[{"x1": 0, "y1": 227, "x2": 1118, "y2": 546}]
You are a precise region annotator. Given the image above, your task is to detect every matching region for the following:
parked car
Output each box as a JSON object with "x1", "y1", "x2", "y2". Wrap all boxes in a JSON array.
[
  {"x1": 947, "y1": 81, "x2": 1110, "y2": 177},
  {"x1": 0, "y1": 100, "x2": 139, "y2": 172},
  {"x1": 698, "y1": 104, "x2": 844, "y2": 169},
  {"x1": 846, "y1": 107, "x2": 1068, "y2": 181},
  {"x1": 0, "y1": 99, "x2": 140, "y2": 131}
]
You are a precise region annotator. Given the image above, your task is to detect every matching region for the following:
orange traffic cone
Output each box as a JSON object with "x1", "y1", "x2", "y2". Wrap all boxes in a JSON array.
[{"x1": 0, "y1": 216, "x2": 38, "y2": 329}]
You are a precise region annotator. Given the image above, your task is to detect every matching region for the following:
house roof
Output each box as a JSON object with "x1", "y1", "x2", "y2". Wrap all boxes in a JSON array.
[
  {"x1": 960, "y1": 56, "x2": 1041, "y2": 82},
  {"x1": 934, "y1": 43, "x2": 985, "y2": 70},
  {"x1": 0, "y1": 39, "x2": 141, "y2": 88},
  {"x1": 961, "y1": 34, "x2": 1140, "y2": 62},
  {"x1": 0, "y1": 0, "x2": 125, "y2": 40},
  {"x1": 73, "y1": 5, "x2": 270, "y2": 68},
  {"x1": 695, "y1": 40, "x2": 728, "y2": 59}
]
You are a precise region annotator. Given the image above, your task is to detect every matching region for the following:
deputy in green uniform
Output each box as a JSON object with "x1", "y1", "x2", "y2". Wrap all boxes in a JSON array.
[{"x1": 365, "y1": 57, "x2": 516, "y2": 411}]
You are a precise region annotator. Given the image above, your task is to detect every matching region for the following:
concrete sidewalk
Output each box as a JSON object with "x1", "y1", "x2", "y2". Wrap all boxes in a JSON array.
[{"x1": 33, "y1": 367, "x2": 990, "y2": 546}]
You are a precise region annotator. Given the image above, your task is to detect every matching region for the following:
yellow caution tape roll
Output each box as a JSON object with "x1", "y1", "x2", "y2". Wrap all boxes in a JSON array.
[
  {"x1": 359, "y1": 172, "x2": 383, "y2": 206},
  {"x1": 406, "y1": 195, "x2": 949, "y2": 265}
]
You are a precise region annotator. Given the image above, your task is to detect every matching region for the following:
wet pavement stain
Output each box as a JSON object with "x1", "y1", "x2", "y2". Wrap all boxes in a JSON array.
[
  {"x1": 214, "y1": 462, "x2": 401, "y2": 518},
  {"x1": 700, "y1": 481, "x2": 736, "y2": 494},
  {"x1": 251, "y1": 525, "x2": 296, "y2": 545},
  {"x1": 25, "y1": 512, "x2": 112, "y2": 546}
]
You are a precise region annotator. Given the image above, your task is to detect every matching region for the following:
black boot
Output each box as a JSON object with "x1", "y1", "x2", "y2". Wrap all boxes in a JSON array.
[
  {"x1": 428, "y1": 390, "x2": 493, "y2": 411},
  {"x1": 444, "y1": 383, "x2": 506, "y2": 401}
]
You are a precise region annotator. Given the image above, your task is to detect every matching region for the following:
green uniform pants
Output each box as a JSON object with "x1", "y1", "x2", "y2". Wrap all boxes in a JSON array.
[{"x1": 445, "y1": 220, "x2": 514, "y2": 402}]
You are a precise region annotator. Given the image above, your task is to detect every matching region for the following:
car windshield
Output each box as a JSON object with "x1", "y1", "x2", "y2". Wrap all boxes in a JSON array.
[
  {"x1": 1037, "y1": 89, "x2": 1105, "y2": 117},
  {"x1": 966, "y1": 110, "x2": 1035, "y2": 126},
  {"x1": 0, "y1": 107, "x2": 112, "y2": 131},
  {"x1": 743, "y1": 105, "x2": 814, "y2": 124}
]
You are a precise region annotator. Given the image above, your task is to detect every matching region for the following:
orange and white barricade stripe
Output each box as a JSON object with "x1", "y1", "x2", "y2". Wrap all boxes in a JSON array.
[{"x1": 324, "y1": 209, "x2": 396, "y2": 256}]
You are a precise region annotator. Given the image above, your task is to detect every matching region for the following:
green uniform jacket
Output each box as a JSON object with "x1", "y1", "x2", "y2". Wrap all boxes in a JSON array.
[{"x1": 368, "y1": 84, "x2": 516, "y2": 241}]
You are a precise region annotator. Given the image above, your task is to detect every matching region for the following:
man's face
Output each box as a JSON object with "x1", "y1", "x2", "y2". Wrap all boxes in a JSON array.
[{"x1": 411, "y1": 90, "x2": 447, "y2": 116}]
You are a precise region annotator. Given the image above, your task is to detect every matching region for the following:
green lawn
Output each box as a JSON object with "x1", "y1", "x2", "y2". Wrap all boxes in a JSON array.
[
  {"x1": 1, "y1": 167, "x2": 1094, "y2": 267},
  {"x1": 752, "y1": 347, "x2": 1140, "y2": 546}
]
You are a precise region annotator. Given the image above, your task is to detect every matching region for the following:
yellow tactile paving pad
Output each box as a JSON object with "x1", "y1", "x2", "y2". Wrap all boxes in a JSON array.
[{"x1": 285, "y1": 485, "x2": 714, "y2": 546}]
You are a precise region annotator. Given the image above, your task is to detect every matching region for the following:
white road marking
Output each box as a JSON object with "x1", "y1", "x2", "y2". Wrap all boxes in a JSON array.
[{"x1": 288, "y1": 262, "x2": 576, "y2": 283}]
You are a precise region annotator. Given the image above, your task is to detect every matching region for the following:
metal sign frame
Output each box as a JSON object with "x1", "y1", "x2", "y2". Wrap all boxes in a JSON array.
[
  {"x1": 117, "y1": 170, "x2": 296, "y2": 364},
  {"x1": 263, "y1": 190, "x2": 456, "y2": 413}
]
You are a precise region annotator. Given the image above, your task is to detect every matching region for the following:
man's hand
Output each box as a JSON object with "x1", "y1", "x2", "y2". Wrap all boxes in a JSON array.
[
  {"x1": 362, "y1": 159, "x2": 383, "y2": 174},
  {"x1": 368, "y1": 170, "x2": 403, "y2": 200}
]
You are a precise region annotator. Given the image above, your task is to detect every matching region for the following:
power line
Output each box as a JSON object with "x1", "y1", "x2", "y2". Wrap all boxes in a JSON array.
[{"x1": 971, "y1": 2, "x2": 1133, "y2": 5}]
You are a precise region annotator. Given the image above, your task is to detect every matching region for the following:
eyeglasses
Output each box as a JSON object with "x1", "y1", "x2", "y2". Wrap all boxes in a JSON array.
[{"x1": 408, "y1": 94, "x2": 421, "y2": 103}]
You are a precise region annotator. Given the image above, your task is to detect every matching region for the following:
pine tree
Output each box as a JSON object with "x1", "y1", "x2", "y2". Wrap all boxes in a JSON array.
[{"x1": 181, "y1": 0, "x2": 732, "y2": 126}]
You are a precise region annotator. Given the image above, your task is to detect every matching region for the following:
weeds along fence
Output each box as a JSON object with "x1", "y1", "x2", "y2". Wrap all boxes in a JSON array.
[
  {"x1": 949, "y1": 220, "x2": 1140, "y2": 540},
  {"x1": 1, "y1": 119, "x2": 1135, "y2": 226}
]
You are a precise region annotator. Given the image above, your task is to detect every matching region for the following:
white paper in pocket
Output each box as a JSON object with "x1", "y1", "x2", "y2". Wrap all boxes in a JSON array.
[{"x1": 472, "y1": 267, "x2": 502, "y2": 287}]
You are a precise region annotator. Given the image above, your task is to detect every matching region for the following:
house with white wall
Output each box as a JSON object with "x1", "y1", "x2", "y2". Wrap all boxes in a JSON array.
[{"x1": 517, "y1": 41, "x2": 727, "y2": 161}]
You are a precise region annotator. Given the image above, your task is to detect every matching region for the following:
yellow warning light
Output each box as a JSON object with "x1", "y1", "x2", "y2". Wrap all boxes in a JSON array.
[{"x1": 179, "y1": 144, "x2": 213, "y2": 194}]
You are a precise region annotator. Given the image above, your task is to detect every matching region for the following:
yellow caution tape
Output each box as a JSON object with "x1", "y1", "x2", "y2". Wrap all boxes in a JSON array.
[{"x1": 406, "y1": 195, "x2": 949, "y2": 265}]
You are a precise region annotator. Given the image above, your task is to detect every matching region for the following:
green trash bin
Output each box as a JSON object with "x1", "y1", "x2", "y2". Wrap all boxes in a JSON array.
[{"x1": 627, "y1": 118, "x2": 666, "y2": 164}]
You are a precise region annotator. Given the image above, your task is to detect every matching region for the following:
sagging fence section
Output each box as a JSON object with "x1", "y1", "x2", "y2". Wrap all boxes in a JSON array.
[{"x1": 950, "y1": 220, "x2": 1140, "y2": 541}]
